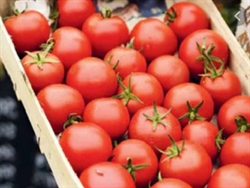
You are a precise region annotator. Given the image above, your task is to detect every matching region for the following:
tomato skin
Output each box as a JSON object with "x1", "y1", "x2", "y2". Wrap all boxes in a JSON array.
[
  {"x1": 151, "y1": 178, "x2": 192, "y2": 188},
  {"x1": 79, "y1": 162, "x2": 136, "y2": 188},
  {"x1": 4, "y1": 10, "x2": 50, "y2": 56},
  {"x1": 111, "y1": 139, "x2": 158, "y2": 187},
  {"x1": 220, "y1": 132, "x2": 250, "y2": 167},
  {"x1": 159, "y1": 140, "x2": 213, "y2": 188},
  {"x1": 164, "y1": 2, "x2": 209, "y2": 42},
  {"x1": 57, "y1": 0, "x2": 96, "y2": 29},
  {"x1": 217, "y1": 95, "x2": 250, "y2": 137},
  {"x1": 147, "y1": 55, "x2": 190, "y2": 93},
  {"x1": 37, "y1": 84, "x2": 85, "y2": 134},
  {"x1": 82, "y1": 13, "x2": 129, "y2": 58},
  {"x1": 59, "y1": 122, "x2": 113, "y2": 175},
  {"x1": 83, "y1": 98, "x2": 130, "y2": 139},
  {"x1": 207, "y1": 164, "x2": 250, "y2": 188},
  {"x1": 130, "y1": 18, "x2": 178, "y2": 62},
  {"x1": 51, "y1": 26, "x2": 92, "y2": 71},
  {"x1": 66, "y1": 57, "x2": 117, "y2": 103}
]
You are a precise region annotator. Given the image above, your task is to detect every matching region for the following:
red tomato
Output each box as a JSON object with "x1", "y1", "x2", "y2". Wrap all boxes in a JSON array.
[
  {"x1": 164, "y1": 2, "x2": 209, "y2": 42},
  {"x1": 130, "y1": 18, "x2": 178, "y2": 62},
  {"x1": 147, "y1": 55, "x2": 190, "y2": 93},
  {"x1": 4, "y1": 10, "x2": 50, "y2": 56},
  {"x1": 217, "y1": 95, "x2": 250, "y2": 137},
  {"x1": 66, "y1": 57, "x2": 117, "y2": 103},
  {"x1": 207, "y1": 164, "x2": 250, "y2": 188},
  {"x1": 37, "y1": 84, "x2": 85, "y2": 134},
  {"x1": 51, "y1": 26, "x2": 92, "y2": 71},
  {"x1": 59, "y1": 122, "x2": 113, "y2": 175},
  {"x1": 115, "y1": 72, "x2": 164, "y2": 116},
  {"x1": 79, "y1": 162, "x2": 136, "y2": 188},
  {"x1": 57, "y1": 0, "x2": 96, "y2": 29},
  {"x1": 83, "y1": 98, "x2": 130, "y2": 139},
  {"x1": 159, "y1": 140, "x2": 213, "y2": 188},
  {"x1": 163, "y1": 83, "x2": 214, "y2": 127},
  {"x1": 182, "y1": 120, "x2": 219, "y2": 159},
  {"x1": 128, "y1": 105, "x2": 182, "y2": 155},
  {"x1": 82, "y1": 10, "x2": 129, "y2": 58},
  {"x1": 111, "y1": 139, "x2": 158, "y2": 187},
  {"x1": 151, "y1": 178, "x2": 192, "y2": 188}
]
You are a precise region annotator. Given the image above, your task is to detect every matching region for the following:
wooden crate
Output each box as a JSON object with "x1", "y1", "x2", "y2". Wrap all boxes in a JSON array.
[{"x1": 0, "y1": 0, "x2": 249, "y2": 187}]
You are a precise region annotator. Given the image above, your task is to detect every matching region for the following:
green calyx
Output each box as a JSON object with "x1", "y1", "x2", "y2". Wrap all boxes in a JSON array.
[
  {"x1": 121, "y1": 37, "x2": 135, "y2": 49},
  {"x1": 235, "y1": 115, "x2": 250, "y2": 133},
  {"x1": 215, "y1": 129, "x2": 225, "y2": 151},
  {"x1": 63, "y1": 113, "x2": 83, "y2": 129},
  {"x1": 101, "y1": 8, "x2": 112, "y2": 18},
  {"x1": 164, "y1": 7, "x2": 177, "y2": 25},
  {"x1": 105, "y1": 54, "x2": 119, "y2": 70}
]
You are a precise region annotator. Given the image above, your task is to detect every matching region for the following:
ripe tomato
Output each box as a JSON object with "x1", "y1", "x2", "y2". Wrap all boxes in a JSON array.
[
  {"x1": 151, "y1": 178, "x2": 192, "y2": 188},
  {"x1": 159, "y1": 140, "x2": 213, "y2": 188},
  {"x1": 147, "y1": 55, "x2": 190, "y2": 93},
  {"x1": 83, "y1": 98, "x2": 130, "y2": 139},
  {"x1": 207, "y1": 164, "x2": 250, "y2": 188},
  {"x1": 37, "y1": 84, "x2": 85, "y2": 134},
  {"x1": 164, "y1": 2, "x2": 209, "y2": 42},
  {"x1": 4, "y1": 10, "x2": 50, "y2": 56},
  {"x1": 182, "y1": 120, "x2": 219, "y2": 159},
  {"x1": 128, "y1": 104, "x2": 182, "y2": 155},
  {"x1": 59, "y1": 122, "x2": 113, "y2": 175},
  {"x1": 111, "y1": 139, "x2": 158, "y2": 187},
  {"x1": 79, "y1": 162, "x2": 136, "y2": 188},
  {"x1": 220, "y1": 132, "x2": 250, "y2": 167},
  {"x1": 82, "y1": 10, "x2": 129, "y2": 58},
  {"x1": 130, "y1": 18, "x2": 178, "y2": 62},
  {"x1": 51, "y1": 26, "x2": 92, "y2": 71},
  {"x1": 163, "y1": 83, "x2": 214, "y2": 127},
  {"x1": 66, "y1": 57, "x2": 117, "y2": 103},
  {"x1": 57, "y1": 0, "x2": 96, "y2": 29},
  {"x1": 217, "y1": 95, "x2": 250, "y2": 137}
]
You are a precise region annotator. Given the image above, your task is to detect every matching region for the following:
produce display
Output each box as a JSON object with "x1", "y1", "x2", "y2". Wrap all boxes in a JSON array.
[{"x1": 1, "y1": 0, "x2": 250, "y2": 188}]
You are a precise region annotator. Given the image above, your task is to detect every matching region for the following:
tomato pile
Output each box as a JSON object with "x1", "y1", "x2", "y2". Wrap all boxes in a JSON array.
[{"x1": 4, "y1": 1, "x2": 250, "y2": 188}]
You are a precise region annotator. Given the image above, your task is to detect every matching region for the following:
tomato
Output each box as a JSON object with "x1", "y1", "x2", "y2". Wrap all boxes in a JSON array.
[
  {"x1": 164, "y1": 2, "x2": 209, "y2": 42},
  {"x1": 83, "y1": 98, "x2": 130, "y2": 139},
  {"x1": 128, "y1": 104, "x2": 182, "y2": 155},
  {"x1": 57, "y1": 0, "x2": 96, "y2": 29},
  {"x1": 151, "y1": 178, "x2": 192, "y2": 188},
  {"x1": 66, "y1": 57, "x2": 117, "y2": 103},
  {"x1": 182, "y1": 120, "x2": 219, "y2": 159},
  {"x1": 50, "y1": 26, "x2": 92, "y2": 71},
  {"x1": 179, "y1": 29, "x2": 229, "y2": 79},
  {"x1": 130, "y1": 18, "x2": 178, "y2": 62},
  {"x1": 111, "y1": 139, "x2": 158, "y2": 187},
  {"x1": 115, "y1": 72, "x2": 164, "y2": 116},
  {"x1": 147, "y1": 55, "x2": 190, "y2": 93},
  {"x1": 82, "y1": 10, "x2": 129, "y2": 58},
  {"x1": 79, "y1": 162, "x2": 136, "y2": 188},
  {"x1": 37, "y1": 84, "x2": 85, "y2": 134},
  {"x1": 159, "y1": 140, "x2": 213, "y2": 188},
  {"x1": 59, "y1": 122, "x2": 112, "y2": 175},
  {"x1": 217, "y1": 95, "x2": 250, "y2": 137},
  {"x1": 4, "y1": 10, "x2": 50, "y2": 56},
  {"x1": 163, "y1": 83, "x2": 214, "y2": 127},
  {"x1": 207, "y1": 164, "x2": 250, "y2": 188}
]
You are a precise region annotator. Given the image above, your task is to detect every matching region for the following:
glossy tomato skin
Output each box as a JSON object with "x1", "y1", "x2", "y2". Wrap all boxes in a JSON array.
[
  {"x1": 83, "y1": 98, "x2": 130, "y2": 139},
  {"x1": 147, "y1": 55, "x2": 190, "y2": 93},
  {"x1": 220, "y1": 132, "x2": 250, "y2": 167},
  {"x1": 82, "y1": 13, "x2": 129, "y2": 58},
  {"x1": 37, "y1": 84, "x2": 85, "y2": 134},
  {"x1": 104, "y1": 46, "x2": 147, "y2": 79},
  {"x1": 111, "y1": 139, "x2": 158, "y2": 187},
  {"x1": 57, "y1": 0, "x2": 96, "y2": 29},
  {"x1": 159, "y1": 140, "x2": 213, "y2": 188},
  {"x1": 4, "y1": 10, "x2": 50, "y2": 56},
  {"x1": 130, "y1": 18, "x2": 178, "y2": 62},
  {"x1": 207, "y1": 164, "x2": 250, "y2": 188},
  {"x1": 59, "y1": 122, "x2": 113, "y2": 175},
  {"x1": 79, "y1": 162, "x2": 136, "y2": 188},
  {"x1": 66, "y1": 57, "x2": 117, "y2": 103},
  {"x1": 164, "y1": 2, "x2": 209, "y2": 42},
  {"x1": 151, "y1": 178, "x2": 192, "y2": 188},
  {"x1": 51, "y1": 26, "x2": 92, "y2": 71},
  {"x1": 217, "y1": 95, "x2": 250, "y2": 137},
  {"x1": 163, "y1": 83, "x2": 214, "y2": 127}
]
